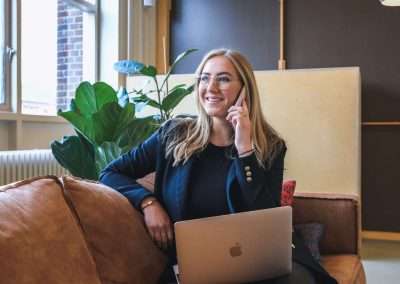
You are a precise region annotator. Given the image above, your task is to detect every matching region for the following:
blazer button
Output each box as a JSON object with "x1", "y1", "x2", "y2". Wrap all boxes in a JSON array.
[
  {"x1": 246, "y1": 177, "x2": 253, "y2": 182},
  {"x1": 244, "y1": 166, "x2": 251, "y2": 171},
  {"x1": 246, "y1": 171, "x2": 252, "y2": 177}
]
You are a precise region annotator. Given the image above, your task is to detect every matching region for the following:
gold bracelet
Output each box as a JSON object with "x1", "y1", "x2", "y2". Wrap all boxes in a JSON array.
[{"x1": 141, "y1": 199, "x2": 157, "y2": 211}]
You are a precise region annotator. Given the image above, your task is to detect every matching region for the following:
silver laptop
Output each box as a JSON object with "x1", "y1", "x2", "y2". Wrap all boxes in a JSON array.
[{"x1": 174, "y1": 206, "x2": 292, "y2": 284}]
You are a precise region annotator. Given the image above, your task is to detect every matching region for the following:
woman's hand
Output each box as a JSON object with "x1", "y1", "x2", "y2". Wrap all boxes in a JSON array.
[
  {"x1": 226, "y1": 99, "x2": 253, "y2": 155},
  {"x1": 141, "y1": 198, "x2": 174, "y2": 250}
]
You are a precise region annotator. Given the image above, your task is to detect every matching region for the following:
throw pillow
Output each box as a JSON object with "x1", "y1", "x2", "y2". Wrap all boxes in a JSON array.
[
  {"x1": 294, "y1": 222, "x2": 325, "y2": 261},
  {"x1": 61, "y1": 176, "x2": 167, "y2": 284},
  {"x1": 281, "y1": 179, "x2": 296, "y2": 206}
]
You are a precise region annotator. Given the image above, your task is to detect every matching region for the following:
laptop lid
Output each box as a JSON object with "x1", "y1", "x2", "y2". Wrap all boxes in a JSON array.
[{"x1": 174, "y1": 206, "x2": 292, "y2": 284}]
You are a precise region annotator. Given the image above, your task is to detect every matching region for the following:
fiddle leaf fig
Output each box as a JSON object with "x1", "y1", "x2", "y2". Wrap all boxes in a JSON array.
[
  {"x1": 52, "y1": 48, "x2": 197, "y2": 180},
  {"x1": 95, "y1": 142, "x2": 123, "y2": 174},
  {"x1": 51, "y1": 135, "x2": 97, "y2": 180}
]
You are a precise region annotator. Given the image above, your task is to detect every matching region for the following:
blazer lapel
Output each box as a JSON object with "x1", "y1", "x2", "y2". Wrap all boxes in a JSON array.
[{"x1": 225, "y1": 163, "x2": 237, "y2": 213}]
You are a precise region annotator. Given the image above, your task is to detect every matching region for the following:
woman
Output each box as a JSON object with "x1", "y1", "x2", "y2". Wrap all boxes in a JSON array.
[{"x1": 100, "y1": 49, "x2": 336, "y2": 284}]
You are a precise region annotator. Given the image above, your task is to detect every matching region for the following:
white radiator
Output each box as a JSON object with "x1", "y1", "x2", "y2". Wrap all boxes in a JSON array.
[{"x1": 0, "y1": 149, "x2": 69, "y2": 185}]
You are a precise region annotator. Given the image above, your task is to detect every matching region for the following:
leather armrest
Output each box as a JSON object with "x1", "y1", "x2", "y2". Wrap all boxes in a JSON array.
[{"x1": 293, "y1": 192, "x2": 360, "y2": 255}]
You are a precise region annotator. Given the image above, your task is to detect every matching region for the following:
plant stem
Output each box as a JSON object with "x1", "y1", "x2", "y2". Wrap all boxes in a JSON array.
[
  {"x1": 153, "y1": 76, "x2": 164, "y2": 121},
  {"x1": 165, "y1": 76, "x2": 169, "y2": 119}
]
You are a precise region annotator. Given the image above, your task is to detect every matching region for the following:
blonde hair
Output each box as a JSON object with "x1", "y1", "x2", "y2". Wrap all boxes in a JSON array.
[{"x1": 164, "y1": 48, "x2": 284, "y2": 168}]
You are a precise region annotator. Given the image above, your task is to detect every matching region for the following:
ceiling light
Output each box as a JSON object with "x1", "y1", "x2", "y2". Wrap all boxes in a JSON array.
[{"x1": 380, "y1": 0, "x2": 400, "y2": 6}]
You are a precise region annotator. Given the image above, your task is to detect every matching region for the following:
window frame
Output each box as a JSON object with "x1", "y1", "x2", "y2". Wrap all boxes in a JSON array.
[
  {"x1": 0, "y1": 0, "x2": 12, "y2": 111},
  {"x1": 1, "y1": 0, "x2": 100, "y2": 116}
]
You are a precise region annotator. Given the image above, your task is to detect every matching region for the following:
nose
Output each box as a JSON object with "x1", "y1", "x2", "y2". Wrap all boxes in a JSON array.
[{"x1": 206, "y1": 77, "x2": 219, "y2": 92}]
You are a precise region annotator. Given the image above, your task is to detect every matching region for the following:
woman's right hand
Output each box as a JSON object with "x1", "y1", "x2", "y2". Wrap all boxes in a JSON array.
[{"x1": 141, "y1": 198, "x2": 174, "y2": 250}]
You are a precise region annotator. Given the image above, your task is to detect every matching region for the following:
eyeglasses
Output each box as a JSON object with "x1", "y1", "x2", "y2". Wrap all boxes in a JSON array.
[{"x1": 197, "y1": 74, "x2": 242, "y2": 90}]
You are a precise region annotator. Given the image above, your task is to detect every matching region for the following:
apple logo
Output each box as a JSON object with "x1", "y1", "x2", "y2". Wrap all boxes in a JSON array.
[{"x1": 229, "y1": 243, "x2": 242, "y2": 257}]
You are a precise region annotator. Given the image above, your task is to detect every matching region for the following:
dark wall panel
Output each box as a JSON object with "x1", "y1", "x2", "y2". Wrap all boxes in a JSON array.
[
  {"x1": 286, "y1": 0, "x2": 400, "y2": 121},
  {"x1": 362, "y1": 127, "x2": 400, "y2": 231},
  {"x1": 170, "y1": 0, "x2": 280, "y2": 73}
]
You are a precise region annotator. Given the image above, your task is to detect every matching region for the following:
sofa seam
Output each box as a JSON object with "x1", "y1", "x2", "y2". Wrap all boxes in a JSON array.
[{"x1": 58, "y1": 175, "x2": 103, "y2": 282}]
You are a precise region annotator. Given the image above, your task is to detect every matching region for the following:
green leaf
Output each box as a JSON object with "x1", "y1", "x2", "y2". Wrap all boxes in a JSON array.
[
  {"x1": 109, "y1": 102, "x2": 136, "y2": 141},
  {"x1": 92, "y1": 103, "x2": 123, "y2": 145},
  {"x1": 51, "y1": 135, "x2": 98, "y2": 180},
  {"x1": 70, "y1": 99, "x2": 78, "y2": 112},
  {"x1": 74, "y1": 82, "x2": 96, "y2": 116},
  {"x1": 93, "y1": 81, "x2": 118, "y2": 109},
  {"x1": 161, "y1": 84, "x2": 194, "y2": 113},
  {"x1": 160, "y1": 49, "x2": 197, "y2": 90},
  {"x1": 117, "y1": 116, "x2": 160, "y2": 150},
  {"x1": 132, "y1": 94, "x2": 161, "y2": 109},
  {"x1": 92, "y1": 102, "x2": 136, "y2": 145},
  {"x1": 95, "y1": 142, "x2": 123, "y2": 174},
  {"x1": 74, "y1": 81, "x2": 117, "y2": 116},
  {"x1": 58, "y1": 110, "x2": 95, "y2": 143},
  {"x1": 169, "y1": 84, "x2": 186, "y2": 92},
  {"x1": 140, "y1": 65, "x2": 157, "y2": 77}
]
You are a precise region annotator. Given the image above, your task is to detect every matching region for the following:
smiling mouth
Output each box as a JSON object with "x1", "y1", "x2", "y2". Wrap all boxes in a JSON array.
[{"x1": 206, "y1": 96, "x2": 224, "y2": 103}]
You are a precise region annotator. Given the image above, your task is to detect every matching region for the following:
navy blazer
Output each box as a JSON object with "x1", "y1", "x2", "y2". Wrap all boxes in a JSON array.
[
  {"x1": 99, "y1": 120, "x2": 337, "y2": 284},
  {"x1": 100, "y1": 120, "x2": 284, "y2": 221}
]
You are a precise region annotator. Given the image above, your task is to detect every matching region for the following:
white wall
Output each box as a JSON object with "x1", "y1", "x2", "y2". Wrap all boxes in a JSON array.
[
  {"x1": 127, "y1": 67, "x2": 361, "y2": 195},
  {"x1": 0, "y1": 122, "x2": 9, "y2": 150},
  {"x1": 20, "y1": 122, "x2": 73, "y2": 150},
  {"x1": 0, "y1": 116, "x2": 74, "y2": 151}
]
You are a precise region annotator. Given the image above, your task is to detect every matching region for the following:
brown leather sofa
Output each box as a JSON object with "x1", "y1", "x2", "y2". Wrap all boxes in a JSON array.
[
  {"x1": 293, "y1": 192, "x2": 366, "y2": 284},
  {"x1": 0, "y1": 175, "x2": 365, "y2": 284}
]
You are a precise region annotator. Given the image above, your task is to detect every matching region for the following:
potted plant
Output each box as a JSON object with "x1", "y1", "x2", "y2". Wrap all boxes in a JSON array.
[{"x1": 51, "y1": 49, "x2": 197, "y2": 180}]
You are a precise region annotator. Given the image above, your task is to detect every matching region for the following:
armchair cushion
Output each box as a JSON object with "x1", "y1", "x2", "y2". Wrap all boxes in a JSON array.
[
  {"x1": 293, "y1": 192, "x2": 360, "y2": 255},
  {"x1": 0, "y1": 177, "x2": 101, "y2": 284},
  {"x1": 61, "y1": 176, "x2": 167, "y2": 284}
]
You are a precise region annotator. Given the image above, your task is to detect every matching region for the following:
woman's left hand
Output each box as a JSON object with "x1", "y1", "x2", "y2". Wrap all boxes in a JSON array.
[{"x1": 226, "y1": 99, "x2": 253, "y2": 154}]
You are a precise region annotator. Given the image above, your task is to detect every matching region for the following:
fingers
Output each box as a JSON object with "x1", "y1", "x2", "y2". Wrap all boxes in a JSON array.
[
  {"x1": 226, "y1": 103, "x2": 249, "y2": 121},
  {"x1": 226, "y1": 108, "x2": 248, "y2": 127},
  {"x1": 226, "y1": 109, "x2": 246, "y2": 120},
  {"x1": 154, "y1": 225, "x2": 173, "y2": 250},
  {"x1": 143, "y1": 206, "x2": 174, "y2": 250},
  {"x1": 167, "y1": 228, "x2": 174, "y2": 246},
  {"x1": 148, "y1": 226, "x2": 171, "y2": 249}
]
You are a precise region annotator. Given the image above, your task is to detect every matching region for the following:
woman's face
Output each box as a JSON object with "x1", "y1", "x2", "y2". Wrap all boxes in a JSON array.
[{"x1": 198, "y1": 56, "x2": 243, "y2": 118}]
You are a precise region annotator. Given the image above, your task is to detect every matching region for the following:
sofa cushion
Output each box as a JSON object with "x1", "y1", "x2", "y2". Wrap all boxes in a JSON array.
[
  {"x1": 61, "y1": 176, "x2": 167, "y2": 284},
  {"x1": 0, "y1": 176, "x2": 101, "y2": 284},
  {"x1": 293, "y1": 193, "x2": 359, "y2": 255},
  {"x1": 320, "y1": 254, "x2": 365, "y2": 284}
]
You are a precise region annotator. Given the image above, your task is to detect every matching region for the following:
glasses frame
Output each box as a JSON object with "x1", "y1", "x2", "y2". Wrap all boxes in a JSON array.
[{"x1": 197, "y1": 74, "x2": 242, "y2": 91}]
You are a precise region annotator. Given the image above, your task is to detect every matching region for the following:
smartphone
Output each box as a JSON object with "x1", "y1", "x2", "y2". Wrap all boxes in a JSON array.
[{"x1": 234, "y1": 87, "x2": 246, "y2": 107}]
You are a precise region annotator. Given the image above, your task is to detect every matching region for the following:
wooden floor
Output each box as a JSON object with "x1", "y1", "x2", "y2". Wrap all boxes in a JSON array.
[{"x1": 361, "y1": 239, "x2": 400, "y2": 284}]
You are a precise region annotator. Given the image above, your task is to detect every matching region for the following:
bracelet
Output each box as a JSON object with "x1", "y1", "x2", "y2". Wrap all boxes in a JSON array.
[
  {"x1": 238, "y1": 148, "x2": 255, "y2": 157},
  {"x1": 141, "y1": 199, "x2": 157, "y2": 211}
]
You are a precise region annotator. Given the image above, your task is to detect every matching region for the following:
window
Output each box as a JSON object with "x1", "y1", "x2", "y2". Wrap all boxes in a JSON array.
[
  {"x1": 0, "y1": 0, "x2": 4, "y2": 106},
  {"x1": 20, "y1": 0, "x2": 97, "y2": 115},
  {"x1": 0, "y1": 0, "x2": 11, "y2": 110}
]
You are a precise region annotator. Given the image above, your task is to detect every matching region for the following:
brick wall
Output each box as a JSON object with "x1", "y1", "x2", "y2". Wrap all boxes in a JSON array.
[{"x1": 57, "y1": 0, "x2": 83, "y2": 111}]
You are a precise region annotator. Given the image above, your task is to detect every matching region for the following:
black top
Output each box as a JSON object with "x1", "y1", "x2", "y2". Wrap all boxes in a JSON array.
[{"x1": 186, "y1": 143, "x2": 232, "y2": 219}]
